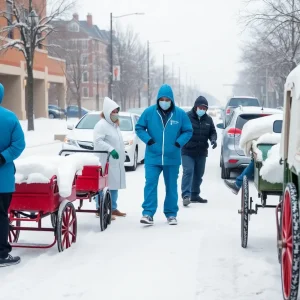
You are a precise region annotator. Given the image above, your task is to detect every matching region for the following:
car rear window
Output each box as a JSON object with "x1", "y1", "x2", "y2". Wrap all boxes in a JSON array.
[
  {"x1": 228, "y1": 98, "x2": 260, "y2": 107},
  {"x1": 236, "y1": 114, "x2": 270, "y2": 130}
]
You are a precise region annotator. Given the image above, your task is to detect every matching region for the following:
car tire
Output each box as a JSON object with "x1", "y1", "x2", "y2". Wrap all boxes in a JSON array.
[
  {"x1": 128, "y1": 148, "x2": 138, "y2": 171},
  {"x1": 221, "y1": 159, "x2": 230, "y2": 179},
  {"x1": 49, "y1": 113, "x2": 55, "y2": 119}
]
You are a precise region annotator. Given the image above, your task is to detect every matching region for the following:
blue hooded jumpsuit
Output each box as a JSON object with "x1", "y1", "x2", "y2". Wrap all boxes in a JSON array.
[
  {"x1": 0, "y1": 83, "x2": 26, "y2": 259},
  {"x1": 135, "y1": 84, "x2": 193, "y2": 218}
]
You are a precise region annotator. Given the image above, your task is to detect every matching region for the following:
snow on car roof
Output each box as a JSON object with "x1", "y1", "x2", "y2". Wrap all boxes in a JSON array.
[{"x1": 234, "y1": 106, "x2": 283, "y2": 114}]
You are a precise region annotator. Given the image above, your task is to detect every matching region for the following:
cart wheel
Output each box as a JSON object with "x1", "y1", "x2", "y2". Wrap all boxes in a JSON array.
[
  {"x1": 280, "y1": 183, "x2": 300, "y2": 300},
  {"x1": 241, "y1": 176, "x2": 249, "y2": 248},
  {"x1": 51, "y1": 213, "x2": 57, "y2": 228},
  {"x1": 99, "y1": 189, "x2": 112, "y2": 231},
  {"x1": 277, "y1": 196, "x2": 283, "y2": 264},
  {"x1": 9, "y1": 212, "x2": 20, "y2": 243},
  {"x1": 56, "y1": 200, "x2": 77, "y2": 252}
]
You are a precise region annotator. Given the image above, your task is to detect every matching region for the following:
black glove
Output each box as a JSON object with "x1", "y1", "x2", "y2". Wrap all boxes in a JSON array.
[
  {"x1": 147, "y1": 139, "x2": 155, "y2": 146},
  {"x1": 211, "y1": 140, "x2": 217, "y2": 149},
  {"x1": 0, "y1": 154, "x2": 5, "y2": 166},
  {"x1": 175, "y1": 142, "x2": 180, "y2": 148}
]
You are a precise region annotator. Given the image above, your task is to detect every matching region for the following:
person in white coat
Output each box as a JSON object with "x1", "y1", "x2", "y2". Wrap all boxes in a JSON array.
[{"x1": 93, "y1": 97, "x2": 126, "y2": 218}]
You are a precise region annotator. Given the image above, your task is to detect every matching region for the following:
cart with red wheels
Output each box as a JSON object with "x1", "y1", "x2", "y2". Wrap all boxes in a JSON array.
[
  {"x1": 8, "y1": 175, "x2": 77, "y2": 252},
  {"x1": 59, "y1": 150, "x2": 112, "y2": 232}
]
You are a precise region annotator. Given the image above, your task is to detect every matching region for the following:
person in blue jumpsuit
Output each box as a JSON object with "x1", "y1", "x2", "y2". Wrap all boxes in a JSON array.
[
  {"x1": 135, "y1": 84, "x2": 193, "y2": 225},
  {"x1": 0, "y1": 83, "x2": 25, "y2": 267}
]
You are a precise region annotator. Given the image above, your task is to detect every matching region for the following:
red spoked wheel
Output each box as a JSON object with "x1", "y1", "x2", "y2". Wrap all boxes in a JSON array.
[
  {"x1": 8, "y1": 212, "x2": 20, "y2": 243},
  {"x1": 56, "y1": 200, "x2": 77, "y2": 252},
  {"x1": 280, "y1": 183, "x2": 300, "y2": 300}
]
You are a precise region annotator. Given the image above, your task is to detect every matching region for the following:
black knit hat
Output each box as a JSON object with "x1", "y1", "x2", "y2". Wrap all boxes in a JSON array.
[{"x1": 194, "y1": 96, "x2": 208, "y2": 108}]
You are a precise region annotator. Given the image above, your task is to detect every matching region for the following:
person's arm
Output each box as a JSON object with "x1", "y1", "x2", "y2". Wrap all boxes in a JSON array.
[
  {"x1": 135, "y1": 110, "x2": 153, "y2": 145},
  {"x1": 1, "y1": 118, "x2": 25, "y2": 164},
  {"x1": 209, "y1": 118, "x2": 217, "y2": 142},
  {"x1": 93, "y1": 124, "x2": 114, "y2": 153},
  {"x1": 175, "y1": 112, "x2": 193, "y2": 148}
]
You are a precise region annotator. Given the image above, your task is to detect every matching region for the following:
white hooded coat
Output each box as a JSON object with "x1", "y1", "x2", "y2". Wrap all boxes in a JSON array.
[{"x1": 93, "y1": 97, "x2": 126, "y2": 190}]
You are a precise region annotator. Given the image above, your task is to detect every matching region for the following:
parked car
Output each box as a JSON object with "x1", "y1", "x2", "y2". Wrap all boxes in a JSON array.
[
  {"x1": 62, "y1": 111, "x2": 146, "y2": 171},
  {"x1": 223, "y1": 96, "x2": 260, "y2": 126},
  {"x1": 217, "y1": 106, "x2": 282, "y2": 179},
  {"x1": 48, "y1": 105, "x2": 66, "y2": 119},
  {"x1": 66, "y1": 105, "x2": 90, "y2": 118},
  {"x1": 127, "y1": 107, "x2": 147, "y2": 116}
]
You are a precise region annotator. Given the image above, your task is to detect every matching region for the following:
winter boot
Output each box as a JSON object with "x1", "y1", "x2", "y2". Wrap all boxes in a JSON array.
[
  {"x1": 140, "y1": 215, "x2": 154, "y2": 225},
  {"x1": 182, "y1": 196, "x2": 191, "y2": 207},
  {"x1": 224, "y1": 180, "x2": 240, "y2": 195},
  {"x1": 191, "y1": 196, "x2": 207, "y2": 203},
  {"x1": 167, "y1": 217, "x2": 178, "y2": 225},
  {"x1": 0, "y1": 255, "x2": 21, "y2": 267},
  {"x1": 112, "y1": 210, "x2": 126, "y2": 217}
]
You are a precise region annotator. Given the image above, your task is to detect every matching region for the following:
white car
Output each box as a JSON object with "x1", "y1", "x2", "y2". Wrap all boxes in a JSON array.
[{"x1": 62, "y1": 111, "x2": 146, "y2": 171}]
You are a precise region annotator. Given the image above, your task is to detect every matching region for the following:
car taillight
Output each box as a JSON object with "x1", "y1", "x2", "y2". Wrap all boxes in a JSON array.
[
  {"x1": 226, "y1": 108, "x2": 231, "y2": 115},
  {"x1": 227, "y1": 128, "x2": 242, "y2": 137}
]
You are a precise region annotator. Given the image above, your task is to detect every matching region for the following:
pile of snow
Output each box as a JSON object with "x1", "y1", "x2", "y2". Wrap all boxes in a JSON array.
[
  {"x1": 260, "y1": 143, "x2": 283, "y2": 184},
  {"x1": 239, "y1": 114, "x2": 283, "y2": 156},
  {"x1": 15, "y1": 153, "x2": 100, "y2": 197}
]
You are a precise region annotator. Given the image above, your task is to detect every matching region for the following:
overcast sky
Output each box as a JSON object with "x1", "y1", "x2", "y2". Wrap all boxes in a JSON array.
[{"x1": 75, "y1": 0, "x2": 244, "y2": 104}]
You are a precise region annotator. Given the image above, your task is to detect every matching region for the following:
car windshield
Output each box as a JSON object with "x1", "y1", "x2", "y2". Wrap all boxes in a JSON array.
[
  {"x1": 229, "y1": 98, "x2": 260, "y2": 107},
  {"x1": 236, "y1": 114, "x2": 271, "y2": 130},
  {"x1": 75, "y1": 114, "x2": 133, "y2": 131}
]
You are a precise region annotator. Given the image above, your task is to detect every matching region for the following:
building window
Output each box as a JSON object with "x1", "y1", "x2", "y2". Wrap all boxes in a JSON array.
[
  {"x1": 82, "y1": 87, "x2": 89, "y2": 98},
  {"x1": 81, "y1": 54, "x2": 88, "y2": 65},
  {"x1": 82, "y1": 40, "x2": 88, "y2": 50},
  {"x1": 82, "y1": 71, "x2": 89, "y2": 82},
  {"x1": 68, "y1": 22, "x2": 79, "y2": 32}
]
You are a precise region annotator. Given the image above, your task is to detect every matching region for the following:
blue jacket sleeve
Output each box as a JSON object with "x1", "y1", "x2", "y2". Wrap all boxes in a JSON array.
[
  {"x1": 176, "y1": 111, "x2": 193, "y2": 147},
  {"x1": 1, "y1": 118, "x2": 26, "y2": 163},
  {"x1": 135, "y1": 110, "x2": 152, "y2": 144}
]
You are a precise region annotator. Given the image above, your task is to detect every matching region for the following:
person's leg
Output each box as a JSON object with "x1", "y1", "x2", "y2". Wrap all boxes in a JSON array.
[
  {"x1": 111, "y1": 190, "x2": 126, "y2": 217},
  {"x1": 236, "y1": 160, "x2": 254, "y2": 188},
  {"x1": 191, "y1": 156, "x2": 207, "y2": 203},
  {"x1": 142, "y1": 165, "x2": 162, "y2": 218},
  {"x1": 0, "y1": 193, "x2": 12, "y2": 259},
  {"x1": 163, "y1": 165, "x2": 180, "y2": 220},
  {"x1": 181, "y1": 155, "x2": 195, "y2": 199}
]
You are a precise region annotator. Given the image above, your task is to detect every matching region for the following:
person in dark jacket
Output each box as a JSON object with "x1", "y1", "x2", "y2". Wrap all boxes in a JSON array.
[
  {"x1": 181, "y1": 96, "x2": 217, "y2": 206},
  {"x1": 0, "y1": 83, "x2": 26, "y2": 267},
  {"x1": 135, "y1": 84, "x2": 193, "y2": 225}
]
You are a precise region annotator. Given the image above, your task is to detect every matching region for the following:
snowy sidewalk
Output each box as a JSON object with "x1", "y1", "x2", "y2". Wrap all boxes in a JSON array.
[{"x1": 1, "y1": 129, "x2": 283, "y2": 300}]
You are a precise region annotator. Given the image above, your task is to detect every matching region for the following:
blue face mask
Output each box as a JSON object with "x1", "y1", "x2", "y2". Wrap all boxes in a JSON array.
[
  {"x1": 196, "y1": 109, "x2": 206, "y2": 117},
  {"x1": 159, "y1": 101, "x2": 171, "y2": 110}
]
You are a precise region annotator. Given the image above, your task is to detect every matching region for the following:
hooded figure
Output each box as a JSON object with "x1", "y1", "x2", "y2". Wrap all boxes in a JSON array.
[
  {"x1": 135, "y1": 84, "x2": 193, "y2": 225},
  {"x1": 0, "y1": 83, "x2": 26, "y2": 267},
  {"x1": 93, "y1": 97, "x2": 126, "y2": 217}
]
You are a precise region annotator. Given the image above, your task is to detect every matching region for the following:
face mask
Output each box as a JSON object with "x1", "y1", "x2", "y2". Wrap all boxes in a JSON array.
[
  {"x1": 196, "y1": 109, "x2": 206, "y2": 117},
  {"x1": 110, "y1": 113, "x2": 119, "y2": 122},
  {"x1": 159, "y1": 101, "x2": 171, "y2": 110}
]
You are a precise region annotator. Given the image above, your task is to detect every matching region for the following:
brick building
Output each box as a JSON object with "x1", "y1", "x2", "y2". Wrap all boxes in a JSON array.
[
  {"x1": 50, "y1": 13, "x2": 109, "y2": 111},
  {"x1": 0, "y1": 0, "x2": 66, "y2": 120}
]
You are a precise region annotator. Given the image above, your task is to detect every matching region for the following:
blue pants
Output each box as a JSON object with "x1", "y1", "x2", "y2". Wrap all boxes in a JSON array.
[
  {"x1": 181, "y1": 155, "x2": 206, "y2": 198},
  {"x1": 143, "y1": 165, "x2": 180, "y2": 218},
  {"x1": 236, "y1": 160, "x2": 254, "y2": 188},
  {"x1": 95, "y1": 190, "x2": 118, "y2": 211}
]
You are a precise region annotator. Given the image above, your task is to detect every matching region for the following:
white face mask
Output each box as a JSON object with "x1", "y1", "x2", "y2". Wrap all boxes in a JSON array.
[{"x1": 110, "y1": 113, "x2": 119, "y2": 122}]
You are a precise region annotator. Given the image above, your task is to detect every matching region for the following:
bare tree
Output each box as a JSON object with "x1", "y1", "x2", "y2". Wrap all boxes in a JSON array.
[{"x1": 0, "y1": 0, "x2": 75, "y2": 130}]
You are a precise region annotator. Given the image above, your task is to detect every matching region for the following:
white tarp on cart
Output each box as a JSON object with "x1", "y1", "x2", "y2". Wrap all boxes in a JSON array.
[
  {"x1": 15, "y1": 153, "x2": 100, "y2": 197},
  {"x1": 281, "y1": 64, "x2": 300, "y2": 175}
]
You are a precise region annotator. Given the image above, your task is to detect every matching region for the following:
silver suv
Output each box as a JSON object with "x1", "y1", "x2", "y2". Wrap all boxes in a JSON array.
[
  {"x1": 217, "y1": 106, "x2": 282, "y2": 179},
  {"x1": 223, "y1": 96, "x2": 260, "y2": 126}
]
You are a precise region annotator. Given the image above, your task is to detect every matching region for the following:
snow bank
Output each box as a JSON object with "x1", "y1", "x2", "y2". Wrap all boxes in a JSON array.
[
  {"x1": 260, "y1": 144, "x2": 283, "y2": 184},
  {"x1": 239, "y1": 114, "x2": 282, "y2": 156},
  {"x1": 15, "y1": 153, "x2": 100, "y2": 197}
]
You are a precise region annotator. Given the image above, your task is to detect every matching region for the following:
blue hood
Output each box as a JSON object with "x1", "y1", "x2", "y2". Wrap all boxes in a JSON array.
[
  {"x1": 0, "y1": 84, "x2": 4, "y2": 105},
  {"x1": 157, "y1": 84, "x2": 174, "y2": 103}
]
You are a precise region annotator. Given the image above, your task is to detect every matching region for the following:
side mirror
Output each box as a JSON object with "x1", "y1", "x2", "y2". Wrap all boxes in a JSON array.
[
  {"x1": 217, "y1": 123, "x2": 224, "y2": 129},
  {"x1": 273, "y1": 120, "x2": 282, "y2": 133},
  {"x1": 67, "y1": 123, "x2": 74, "y2": 130}
]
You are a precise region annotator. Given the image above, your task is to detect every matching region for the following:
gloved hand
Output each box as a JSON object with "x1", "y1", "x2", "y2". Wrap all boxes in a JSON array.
[
  {"x1": 0, "y1": 154, "x2": 5, "y2": 166},
  {"x1": 175, "y1": 142, "x2": 180, "y2": 148},
  {"x1": 147, "y1": 139, "x2": 155, "y2": 146},
  {"x1": 110, "y1": 149, "x2": 119, "y2": 159},
  {"x1": 211, "y1": 140, "x2": 217, "y2": 149}
]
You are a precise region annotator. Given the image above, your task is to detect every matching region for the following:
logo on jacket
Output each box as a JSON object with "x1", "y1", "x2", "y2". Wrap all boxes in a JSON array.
[{"x1": 170, "y1": 120, "x2": 179, "y2": 125}]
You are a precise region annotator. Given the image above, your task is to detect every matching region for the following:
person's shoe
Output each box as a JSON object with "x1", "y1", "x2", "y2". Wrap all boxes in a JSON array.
[
  {"x1": 140, "y1": 215, "x2": 154, "y2": 225},
  {"x1": 96, "y1": 212, "x2": 116, "y2": 220},
  {"x1": 182, "y1": 196, "x2": 191, "y2": 207},
  {"x1": 95, "y1": 212, "x2": 99, "y2": 218},
  {"x1": 224, "y1": 180, "x2": 240, "y2": 195},
  {"x1": 167, "y1": 216, "x2": 178, "y2": 225},
  {"x1": 112, "y1": 210, "x2": 126, "y2": 217},
  {"x1": 0, "y1": 255, "x2": 21, "y2": 267},
  {"x1": 191, "y1": 196, "x2": 207, "y2": 203}
]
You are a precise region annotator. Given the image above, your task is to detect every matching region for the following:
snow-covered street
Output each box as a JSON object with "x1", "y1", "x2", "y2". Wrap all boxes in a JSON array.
[{"x1": 1, "y1": 122, "x2": 282, "y2": 300}]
